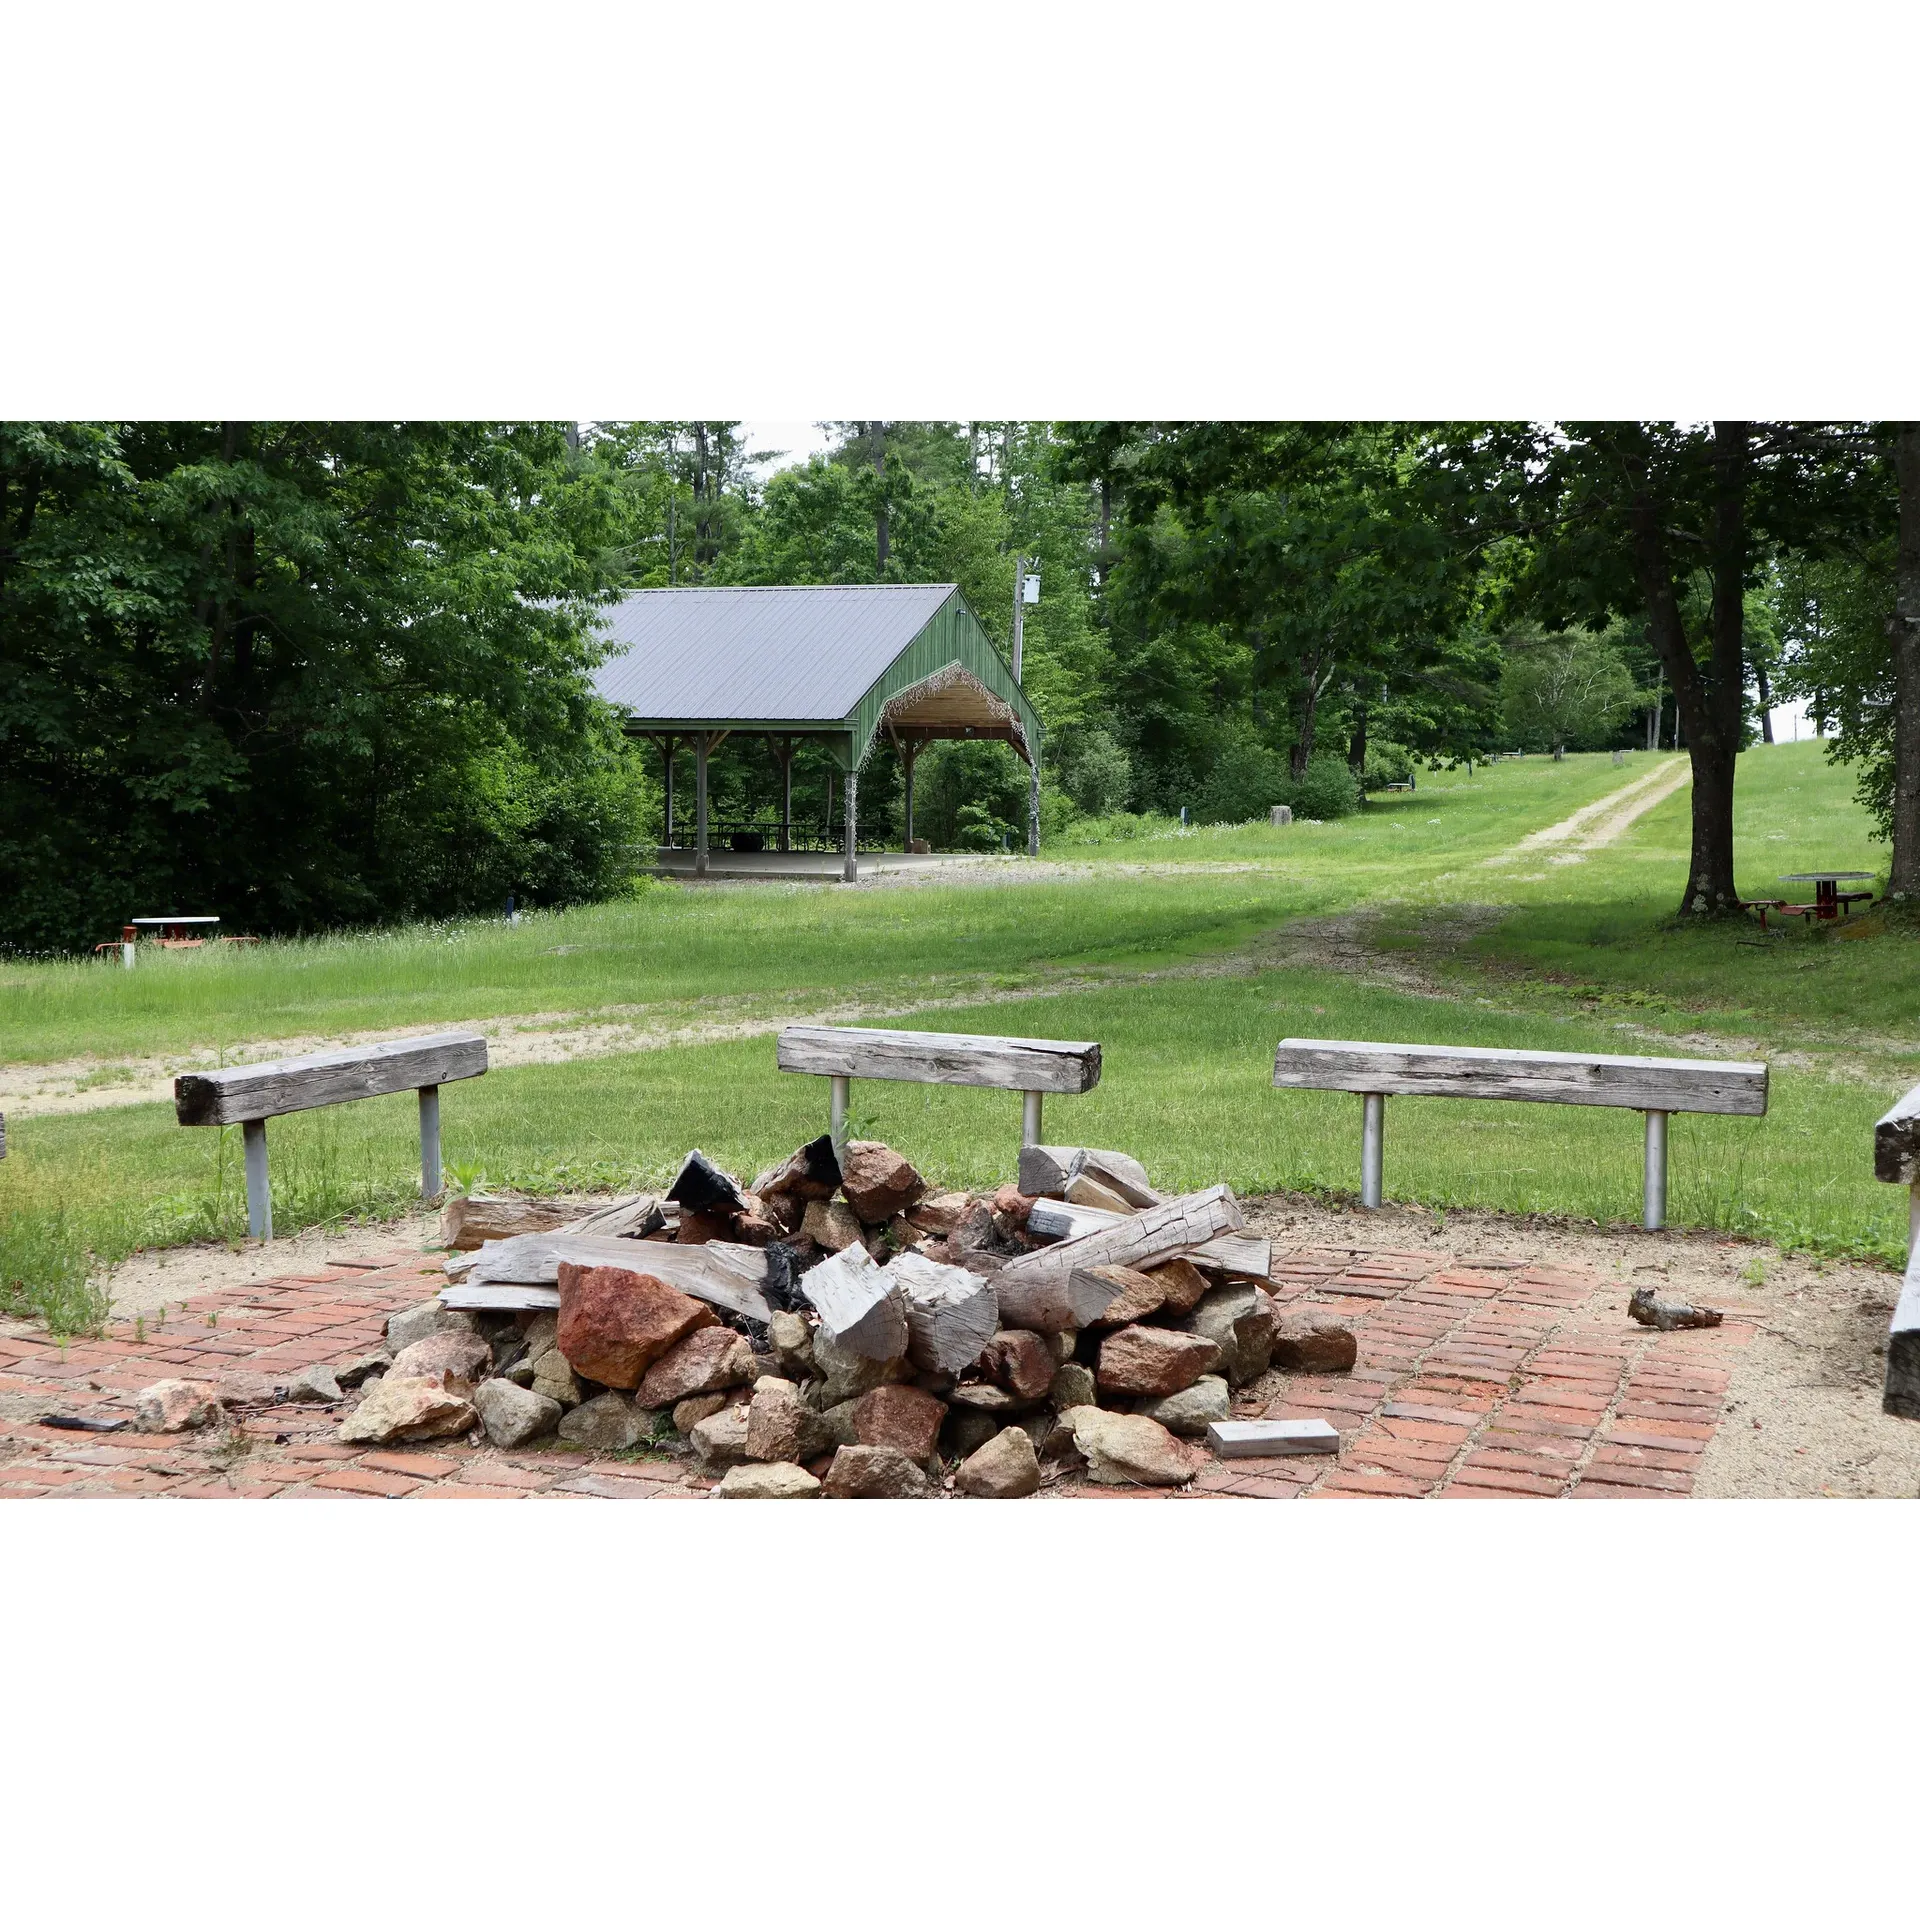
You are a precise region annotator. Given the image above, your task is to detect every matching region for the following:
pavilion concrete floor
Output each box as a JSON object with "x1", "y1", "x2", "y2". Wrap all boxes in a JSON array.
[{"x1": 650, "y1": 850, "x2": 994, "y2": 882}]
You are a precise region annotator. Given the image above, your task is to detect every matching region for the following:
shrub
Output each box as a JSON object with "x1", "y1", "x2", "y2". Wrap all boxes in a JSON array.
[
  {"x1": 1288, "y1": 753, "x2": 1361, "y2": 820},
  {"x1": 1360, "y1": 740, "x2": 1413, "y2": 792},
  {"x1": 1193, "y1": 728, "x2": 1290, "y2": 824},
  {"x1": 1062, "y1": 729, "x2": 1136, "y2": 816}
]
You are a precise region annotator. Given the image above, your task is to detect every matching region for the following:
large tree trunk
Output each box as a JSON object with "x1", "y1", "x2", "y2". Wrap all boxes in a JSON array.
[
  {"x1": 1892, "y1": 422, "x2": 1920, "y2": 898},
  {"x1": 1624, "y1": 422, "x2": 1748, "y2": 915}
]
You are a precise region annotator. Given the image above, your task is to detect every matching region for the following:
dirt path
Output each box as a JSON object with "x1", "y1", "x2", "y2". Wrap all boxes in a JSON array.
[{"x1": 1482, "y1": 753, "x2": 1691, "y2": 871}]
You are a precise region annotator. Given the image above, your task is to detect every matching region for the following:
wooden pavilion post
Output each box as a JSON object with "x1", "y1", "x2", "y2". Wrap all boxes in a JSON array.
[
  {"x1": 695, "y1": 732, "x2": 710, "y2": 877},
  {"x1": 842, "y1": 755, "x2": 859, "y2": 884},
  {"x1": 901, "y1": 739, "x2": 921, "y2": 851},
  {"x1": 658, "y1": 735, "x2": 678, "y2": 848},
  {"x1": 1028, "y1": 748, "x2": 1041, "y2": 857},
  {"x1": 768, "y1": 736, "x2": 796, "y2": 852}
]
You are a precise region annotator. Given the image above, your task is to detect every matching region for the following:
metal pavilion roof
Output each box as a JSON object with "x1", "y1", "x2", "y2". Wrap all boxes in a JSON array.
[{"x1": 589, "y1": 583, "x2": 962, "y2": 723}]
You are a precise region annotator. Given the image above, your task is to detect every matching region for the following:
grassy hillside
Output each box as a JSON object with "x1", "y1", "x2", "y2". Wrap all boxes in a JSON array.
[{"x1": 3, "y1": 741, "x2": 1912, "y2": 1334}]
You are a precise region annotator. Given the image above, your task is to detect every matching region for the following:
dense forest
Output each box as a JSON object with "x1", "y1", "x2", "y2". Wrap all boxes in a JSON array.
[{"x1": 2, "y1": 420, "x2": 1914, "y2": 951}]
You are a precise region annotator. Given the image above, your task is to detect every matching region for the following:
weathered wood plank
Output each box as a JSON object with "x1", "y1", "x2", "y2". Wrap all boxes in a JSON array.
[
  {"x1": 439, "y1": 1282, "x2": 561, "y2": 1313},
  {"x1": 885, "y1": 1249, "x2": 999, "y2": 1374},
  {"x1": 994, "y1": 1186, "x2": 1246, "y2": 1333},
  {"x1": 1017, "y1": 1143, "x2": 1083, "y2": 1197},
  {"x1": 1025, "y1": 1198, "x2": 1116, "y2": 1242},
  {"x1": 1178, "y1": 1232, "x2": 1273, "y2": 1283},
  {"x1": 777, "y1": 1024, "x2": 1101, "y2": 1094},
  {"x1": 457, "y1": 1232, "x2": 770, "y2": 1322},
  {"x1": 1064, "y1": 1168, "x2": 1135, "y2": 1213},
  {"x1": 1884, "y1": 1239, "x2": 1920, "y2": 1419},
  {"x1": 801, "y1": 1241, "x2": 908, "y2": 1361},
  {"x1": 1874, "y1": 1082, "x2": 1920, "y2": 1185},
  {"x1": 1273, "y1": 1038, "x2": 1767, "y2": 1115},
  {"x1": 1207, "y1": 1418, "x2": 1340, "y2": 1457},
  {"x1": 176, "y1": 1031, "x2": 488, "y2": 1126},
  {"x1": 440, "y1": 1192, "x2": 638, "y2": 1251}
]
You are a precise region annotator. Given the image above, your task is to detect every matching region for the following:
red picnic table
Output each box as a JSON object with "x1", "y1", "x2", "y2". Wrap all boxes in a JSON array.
[{"x1": 1748, "y1": 872, "x2": 1876, "y2": 928}]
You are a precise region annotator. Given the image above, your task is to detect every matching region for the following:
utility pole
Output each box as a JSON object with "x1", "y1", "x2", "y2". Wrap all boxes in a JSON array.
[
  {"x1": 1012, "y1": 560, "x2": 1040, "y2": 858},
  {"x1": 1011, "y1": 557, "x2": 1038, "y2": 681}
]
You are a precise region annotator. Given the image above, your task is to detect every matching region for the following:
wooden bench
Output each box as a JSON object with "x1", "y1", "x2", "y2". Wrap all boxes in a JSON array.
[
  {"x1": 174, "y1": 1032, "x2": 488, "y2": 1242},
  {"x1": 776, "y1": 1024, "x2": 1100, "y2": 1152},
  {"x1": 1874, "y1": 1082, "x2": 1920, "y2": 1418},
  {"x1": 1272, "y1": 1038, "x2": 1768, "y2": 1229}
]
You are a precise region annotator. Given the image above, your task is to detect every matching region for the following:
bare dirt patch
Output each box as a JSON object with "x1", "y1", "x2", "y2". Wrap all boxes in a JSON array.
[{"x1": 99, "y1": 1216, "x2": 444, "y2": 1323}]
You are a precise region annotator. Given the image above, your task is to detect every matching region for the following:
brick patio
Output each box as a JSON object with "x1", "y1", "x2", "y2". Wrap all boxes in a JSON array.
[{"x1": 0, "y1": 1244, "x2": 1750, "y2": 1498}]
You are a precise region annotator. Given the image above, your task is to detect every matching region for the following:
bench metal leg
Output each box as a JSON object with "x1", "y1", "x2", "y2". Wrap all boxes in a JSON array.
[
  {"x1": 829, "y1": 1075, "x2": 851, "y2": 1156},
  {"x1": 1360, "y1": 1093, "x2": 1384, "y2": 1208},
  {"x1": 242, "y1": 1118, "x2": 272, "y2": 1241},
  {"x1": 1643, "y1": 1109, "x2": 1668, "y2": 1230},
  {"x1": 1023, "y1": 1090, "x2": 1043, "y2": 1148},
  {"x1": 419, "y1": 1084, "x2": 443, "y2": 1202}
]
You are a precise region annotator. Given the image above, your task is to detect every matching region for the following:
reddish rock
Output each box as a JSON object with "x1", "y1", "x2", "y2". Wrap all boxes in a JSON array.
[
  {"x1": 839, "y1": 1140, "x2": 928, "y2": 1224},
  {"x1": 674, "y1": 1208, "x2": 726, "y2": 1245},
  {"x1": 1269, "y1": 1307, "x2": 1359, "y2": 1374},
  {"x1": 133, "y1": 1378, "x2": 221, "y2": 1435},
  {"x1": 726, "y1": 1195, "x2": 783, "y2": 1246},
  {"x1": 556, "y1": 1262, "x2": 717, "y2": 1391},
  {"x1": 1145, "y1": 1256, "x2": 1210, "y2": 1314},
  {"x1": 989, "y1": 1184, "x2": 1036, "y2": 1239},
  {"x1": 635, "y1": 1325, "x2": 753, "y2": 1409},
  {"x1": 946, "y1": 1194, "x2": 997, "y2": 1253},
  {"x1": 385, "y1": 1326, "x2": 492, "y2": 1394},
  {"x1": 980, "y1": 1329, "x2": 1058, "y2": 1402},
  {"x1": 1084, "y1": 1263, "x2": 1171, "y2": 1329},
  {"x1": 906, "y1": 1191, "x2": 974, "y2": 1236},
  {"x1": 850, "y1": 1383, "x2": 947, "y2": 1463},
  {"x1": 1096, "y1": 1325, "x2": 1222, "y2": 1398},
  {"x1": 753, "y1": 1135, "x2": 842, "y2": 1202},
  {"x1": 762, "y1": 1190, "x2": 804, "y2": 1234},
  {"x1": 673, "y1": 1392, "x2": 729, "y2": 1434},
  {"x1": 802, "y1": 1199, "x2": 864, "y2": 1252}
]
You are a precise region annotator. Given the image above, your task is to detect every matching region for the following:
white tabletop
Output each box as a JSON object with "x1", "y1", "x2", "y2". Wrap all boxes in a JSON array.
[
  {"x1": 130, "y1": 916, "x2": 221, "y2": 925},
  {"x1": 1777, "y1": 873, "x2": 1873, "y2": 884}
]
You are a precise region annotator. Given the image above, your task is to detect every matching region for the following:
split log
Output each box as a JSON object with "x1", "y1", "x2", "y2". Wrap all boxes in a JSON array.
[
  {"x1": 1179, "y1": 1232, "x2": 1273, "y2": 1284},
  {"x1": 1018, "y1": 1143, "x2": 1162, "y2": 1206},
  {"x1": 1080, "y1": 1149, "x2": 1162, "y2": 1208},
  {"x1": 440, "y1": 1192, "x2": 646, "y2": 1251},
  {"x1": 439, "y1": 1282, "x2": 563, "y2": 1314},
  {"x1": 753, "y1": 1134, "x2": 842, "y2": 1201},
  {"x1": 801, "y1": 1242, "x2": 909, "y2": 1362},
  {"x1": 667, "y1": 1149, "x2": 744, "y2": 1214},
  {"x1": 888, "y1": 1250, "x2": 999, "y2": 1375},
  {"x1": 454, "y1": 1232, "x2": 770, "y2": 1322},
  {"x1": 993, "y1": 1185, "x2": 1243, "y2": 1333},
  {"x1": 564, "y1": 1193, "x2": 668, "y2": 1239},
  {"x1": 991, "y1": 1263, "x2": 1125, "y2": 1335},
  {"x1": 1025, "y1": 1198, "x2": 1118, "y2": 1241},
  {"x1": 1017, "y1": 1144, "x2": 1084, "y2": 1198},
  {"x1": 1064, "y1": 1168, "x2": 1135, "y2": 1214}
]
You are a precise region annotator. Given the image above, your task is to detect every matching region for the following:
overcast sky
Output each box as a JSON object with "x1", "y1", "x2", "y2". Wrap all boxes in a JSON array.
[{"x1": 739, "y1": 420, "x2": 837, "y2": 474}]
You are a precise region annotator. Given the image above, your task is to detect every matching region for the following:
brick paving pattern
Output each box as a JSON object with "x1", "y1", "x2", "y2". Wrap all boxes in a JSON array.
[{"x1": 0, "y1": 1245, "x2": 1750, "y2": 1498}]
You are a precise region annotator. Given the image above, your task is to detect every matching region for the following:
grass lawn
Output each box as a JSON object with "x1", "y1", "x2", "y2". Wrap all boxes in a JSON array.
[{"x1": 3, "y1": 739, "x2": 1913, "y2": 1334}]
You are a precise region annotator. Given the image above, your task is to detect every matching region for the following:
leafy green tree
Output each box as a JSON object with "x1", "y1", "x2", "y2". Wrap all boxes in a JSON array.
[
  {"x1": 0, "y1": 421, "x2": 650, "y2": 951},
  {"x1": 1499, "y1": 624, "x2": 1647, "y2": 755}
]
